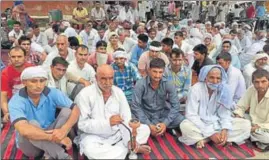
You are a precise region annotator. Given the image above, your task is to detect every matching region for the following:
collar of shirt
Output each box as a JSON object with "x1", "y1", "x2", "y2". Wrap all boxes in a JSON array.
[{"x1": 146, "y1": 75, "x2": 167, "y2": 86}]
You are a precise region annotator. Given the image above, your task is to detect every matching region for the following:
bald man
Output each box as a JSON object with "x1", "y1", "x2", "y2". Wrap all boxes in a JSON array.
[
  {"x1": 74, "y1": 64, "x2": 151, "y2": 159},
  {"x1": 42, "y1": 35, "x2": 75, "y2": 70}
]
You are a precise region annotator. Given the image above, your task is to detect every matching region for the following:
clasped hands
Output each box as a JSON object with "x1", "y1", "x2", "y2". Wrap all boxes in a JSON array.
[
  {"x1": 149, "y1": 123, "x2": 167, "y2": 137},
  {"x1": 45, "y1": 127, "x2": 72, "y2": 150}
]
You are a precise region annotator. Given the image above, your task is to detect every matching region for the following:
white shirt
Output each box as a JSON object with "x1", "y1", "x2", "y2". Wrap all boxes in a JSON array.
[
  {"x1": 47, "y1": 69, "x2": 68, "y2": 95},
  {"x1": 240, "y1": 36, "x2": 252, "y2": 53},
  {"x1": 91, "y1": 8, "x2": 106, "y2": 21},
  {"x1": 118, "y1": 8, "x2": 134, "y2": 24},
  {"x1": 8, "y1": 29, "x2": 24, "y2": 46},
  {"x1": 64, "y1": 27, "x2": 78, "y2": 38},
  {"x1": 74, "y1": 84, "x2": 131, "y2": 153},
  {"x1": 226, "y1": 65, "x2": 246, "y2": 110},
  {"x1": 66, "y1": 60, "x2": 96, "y2": 95},
  {"x1": 186, "y1": 82, "x2": 233, "y2": 137},
  {"x1": 79, "y1": 29, "x2": 98, "y2": 53},
  {"x1": 42, "y1": 48, "x2": 75, "y2": 69},
  {"x1": 121, "y1": 37, "x2": 137, "y2": 60}
]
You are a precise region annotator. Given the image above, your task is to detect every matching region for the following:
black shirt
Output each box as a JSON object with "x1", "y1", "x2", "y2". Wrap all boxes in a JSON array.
[{"x1": 192, "y1": 57, "x2": 214, "y2": 75}]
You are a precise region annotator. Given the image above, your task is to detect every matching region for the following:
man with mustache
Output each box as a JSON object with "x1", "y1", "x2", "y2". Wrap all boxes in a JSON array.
[
  {"x1": 1, "y1": 47, "x2": 33, "y2": 123},
  {"x1": 42, "y1": 35, "x2": 75, "y2": 70},
  {"x1": 132, "y1": 58, "x2": 184, "y2": 137},
  {"x1": 8, "y1": 66, "x2": 80, "y2": 159},
  {"x1": 111, "y1": 49, "x2": 141, "y2": 104},
  {"x1": 75, "y1": 64, "x2": 151, "y2": 159},
  {"x1": 234, "y1": 69, "x2": 269, "y2": 150}
]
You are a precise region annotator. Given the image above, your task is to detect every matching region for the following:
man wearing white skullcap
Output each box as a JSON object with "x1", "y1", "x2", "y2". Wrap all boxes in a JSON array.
[
  {"x1": 8, "y1": 66, "x2": 80, "y2": 159},
  {"x1": 243, "y1": 52, "x2": 269, "y2": 88},
  {"x1": 138, "y1": 41, "x2": 169, "y2": 77},
  {"x1": 111, "y1": 49, "x2": 141, "y2": 103}
]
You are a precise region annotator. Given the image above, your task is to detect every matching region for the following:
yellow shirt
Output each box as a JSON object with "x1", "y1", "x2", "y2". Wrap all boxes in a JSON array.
[
  {"x1": 234, "y1": 86, "x2": 269, "y2": 129},
  {"x1": 73, "y1": 7, "x2": 88, "y2": 18}
]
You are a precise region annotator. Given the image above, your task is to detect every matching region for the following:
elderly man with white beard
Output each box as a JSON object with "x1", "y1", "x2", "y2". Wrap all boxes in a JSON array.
[
  {"x1": 75, "y1": 64, "x2": 151, "y2": 159},
  {"x1": 179, "y1": 65, "x2": 251, "y2": 148}
]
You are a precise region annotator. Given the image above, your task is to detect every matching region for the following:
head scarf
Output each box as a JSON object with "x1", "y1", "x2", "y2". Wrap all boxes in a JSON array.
[
  {"x1": 113, "y1": 50, "x2": 127, "y2": 59},
  {"x1": 198, "y1": 65, "x2": 232, "y2": 110},
  {"x1": 21, "y1": 66, "x2": 48, "y2": 81},
  {"x1": 252, "y1": 53, "x2": 269, "y2": 65}
]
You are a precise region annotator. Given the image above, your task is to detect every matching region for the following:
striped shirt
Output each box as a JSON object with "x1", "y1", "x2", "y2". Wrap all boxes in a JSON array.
[{"x1": 164, "y1": 64, "x2": 192, "y2": 100}]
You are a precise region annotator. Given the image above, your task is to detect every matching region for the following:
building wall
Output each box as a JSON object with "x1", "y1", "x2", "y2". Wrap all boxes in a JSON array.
[{"x1": 1, "y1": 1, "x2": 81, "y2": 16}]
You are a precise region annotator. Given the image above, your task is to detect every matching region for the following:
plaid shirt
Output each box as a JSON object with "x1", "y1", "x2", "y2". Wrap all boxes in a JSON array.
[
  {"x1": 111, "y1": 62, "x2": 141, "y2": 102},
  {"x1": 164, "y1": 64, "x2": 191, "y2": 100}
]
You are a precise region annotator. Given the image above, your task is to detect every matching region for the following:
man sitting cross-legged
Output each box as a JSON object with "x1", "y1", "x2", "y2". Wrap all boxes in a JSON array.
[
  {"x1": 234, "y1": 69, "x2": 269, "y2": 150},
  {"x1": 132, "y1": 58, "x2": 185, "y2": 137},
  {"x1": 8, "y1": 66, "x2": 80, "y2": 159},
  {"x1": 75, "y1": 64, "x2": 151, "y2": 159},
  {"x1": 179, "y1": 65, "x2": 251, "y2": 148}
]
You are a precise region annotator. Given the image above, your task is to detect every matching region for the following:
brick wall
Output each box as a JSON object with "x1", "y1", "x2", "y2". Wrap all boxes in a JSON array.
[{"x1": 1, "y1": 1, "x2": 82, "y2": 16}]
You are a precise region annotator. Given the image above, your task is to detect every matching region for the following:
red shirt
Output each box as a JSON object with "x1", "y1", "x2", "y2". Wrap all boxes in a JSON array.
[
  {"x1": 1, "y1": 63, "x2": 33, "y2": 99},
  {"x1": 246, "y1": 5, "x2": 255, "y2": 18}
]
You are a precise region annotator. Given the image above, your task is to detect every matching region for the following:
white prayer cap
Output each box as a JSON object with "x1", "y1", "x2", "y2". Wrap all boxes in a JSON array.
[
  {"x1": 21, "y1": 66, "x2": 48, "y2": 81},
  {"x1": 204, "y1": 33, "x2": 213, "y2": 40},
  {"x1": 253, "y1": 52, "x2": 269, "y2": 63},
  {"x1": 214, "y1": 22, "x2": 221, "y2": 27},
  {"x1": 62, "y1": 21, "x2": 71, "y2": 27},
  {"x1": 187, "y1": 19, "x2": 193, "y2": 22},
  {"x1": 220, "y1": 21, "x2": 225, "y2": 25},
  {"x1": 113, "y1": 50, "x2": 127, "y2": 59},
  {"x1": 108, "y1": 32, "x2": 118, "y2": 40},
  {"x1": 232, "y1": 22, "x2": 238, "y2": 26},
  {"x1": 205, "y1": 21, "x2": 211, "y2": 25}
]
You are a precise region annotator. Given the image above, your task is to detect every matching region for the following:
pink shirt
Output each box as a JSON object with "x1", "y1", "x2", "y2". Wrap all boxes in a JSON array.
[{"x1": 88, "y1": 52, "x2": 114, "y2": 70}]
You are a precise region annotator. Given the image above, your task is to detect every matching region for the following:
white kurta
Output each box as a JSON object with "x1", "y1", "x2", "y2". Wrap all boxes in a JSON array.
[
  {"x1": 42, "y1": 48, "x2": 75, "y2": 70},
  {"x1": 79, "y1": 29, "x2": 98, "y2": 53},
  {"x1": 178, "y1": 82, "x2": 250, "y2": 145},
  {"x1": 66, "y1": 60, "x2": 96, "y2": 95},
  {"x1": 226, "y1": 65, "x2": 246, "y2": 110},
  {"x1": 74, "y1": 84, "x2": 150, "y2": 159},
  {"x1": 47, "y1": 69, "x2": 68, "y2": 95}
]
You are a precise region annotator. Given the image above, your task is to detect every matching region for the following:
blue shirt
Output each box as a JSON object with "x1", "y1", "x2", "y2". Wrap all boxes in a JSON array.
[
  {"x1": 112, "y1": 62, "x2": 141, "y2": 102},
  {"x1": 131, "y1": 76, "x2": 184, "y2": 126},
  {"x1": 256, "y1": 6, "x2": 266, "y2": 18},
  {"x1": 130, "y1": 44, "x2": 149, "y2": 66},
  {"x1": 164, "y1": 64, "x2": 191, "y2": 100},
  {"x1": 9, "y1": 87, "x2": 74, "y2": 144}
]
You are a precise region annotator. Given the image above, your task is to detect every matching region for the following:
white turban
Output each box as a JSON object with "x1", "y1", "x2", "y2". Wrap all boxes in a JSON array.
[
  {"x1": 205, "y1": 21, "x2": 211, "y2": 25},
  {"x1": 232, "y1": 22, "x2": 238, "y2": 27},
  {"x1": 190, "y1": 28, "x2": 203, "y2": 40},
  {"x1": 253, "y1": 53, "x2": 269, "y2": 64},
  {"x1": 108, "y1": 32, "x2": 118, "y2": 40},
  {"x1": 204, "y1": 33, "x2": 213, "y2": 40},
  {"x1": 113, "y1": 50, "x2": 127, "y2": 59},
  {"x1": 149, "y1": 45, "x2": 162, "y2": 51},
  {"x1": 21, "y1": 66, "x2": 48, "y2": 81}
]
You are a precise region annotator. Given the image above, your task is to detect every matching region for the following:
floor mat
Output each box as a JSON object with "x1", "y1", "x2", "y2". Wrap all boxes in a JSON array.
[{"x1": 1, "y1": 123, "x2": 255, "y2": 159}]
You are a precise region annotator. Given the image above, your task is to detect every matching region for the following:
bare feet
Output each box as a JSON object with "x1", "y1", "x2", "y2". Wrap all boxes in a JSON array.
[
  {"x1": 196, "y1": 140, "x2": 205, "y2": 149},
  {"x1": 60, "y1": 137, "x2": 72, "y2": 150},
  {"x1": 196, "y1": 138, "x2": 209, "y2": 149},
  {"x1": 135, "y1": 145, "x2": 151, "y2": 154}
]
